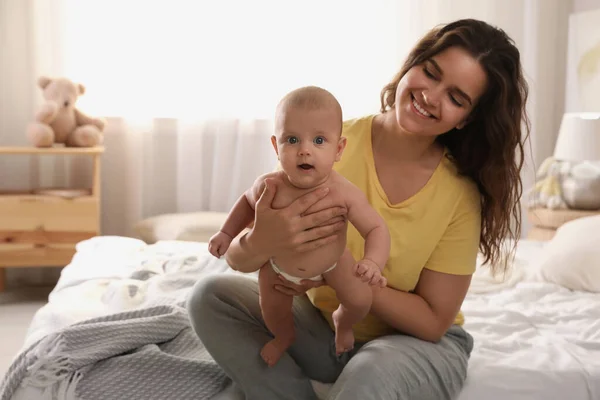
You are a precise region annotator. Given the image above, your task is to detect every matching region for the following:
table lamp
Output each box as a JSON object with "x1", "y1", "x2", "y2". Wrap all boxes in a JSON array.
[
  {"x1": 553, "y1": 112, "x2": 600, "y2": 210},
  {"x1": 553, "y1": 112, "x2": 600, "y2": 162}
]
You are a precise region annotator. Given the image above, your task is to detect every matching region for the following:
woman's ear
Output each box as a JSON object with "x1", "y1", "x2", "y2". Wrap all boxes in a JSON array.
[
  {"x1": 456, "y1": 114, "x2": 473, "y2": 130},
  {"x1": 458, "y1": 104, "x2": 481, "y2": 129},
  {"x1": 335, "y1": 136, "x2": 347, "y2": 162}
]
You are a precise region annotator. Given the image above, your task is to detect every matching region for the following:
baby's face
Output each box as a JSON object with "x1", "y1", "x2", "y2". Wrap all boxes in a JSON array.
[{"x1": 272, "y1": 106, "x2": 344, "y2": 189}]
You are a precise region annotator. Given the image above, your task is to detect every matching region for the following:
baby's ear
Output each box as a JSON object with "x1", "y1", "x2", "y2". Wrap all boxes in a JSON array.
[
  {"x1": 270, "y1": 136, "x2": 279, "y2": 157},
  {"x1": 335, "y1": 136, "x2": 347, "y2": 162}
]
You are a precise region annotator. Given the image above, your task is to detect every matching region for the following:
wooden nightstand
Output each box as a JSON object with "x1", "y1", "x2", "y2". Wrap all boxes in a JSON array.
[
  {"x1": 0, "y1": 146, "x2": 104, "y2": 291},
  {"x1": 527, "y1": 207, "x2": 600, "y2": 241}
]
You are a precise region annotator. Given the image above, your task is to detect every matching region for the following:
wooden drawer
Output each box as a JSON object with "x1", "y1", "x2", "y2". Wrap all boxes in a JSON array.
[
  {"x1": 0, "y1": 194, "x2": 98, "y2": 267},
  {"x1": 0, "y1": 194, "x2": 99, "y2": 232},
  {"x1": 0, "y1": 243, "x2": 78, "y2": 267}
]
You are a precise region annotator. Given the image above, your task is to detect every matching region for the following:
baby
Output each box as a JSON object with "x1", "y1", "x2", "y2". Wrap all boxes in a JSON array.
[{"x1": 208, "y1": 86, "x2": 390, "y2": 366}]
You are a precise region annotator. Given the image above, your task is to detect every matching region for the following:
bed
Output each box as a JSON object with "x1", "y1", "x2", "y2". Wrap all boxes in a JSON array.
[{"x1": 1, "y1": 234, "x2": 599, "y2": 400}]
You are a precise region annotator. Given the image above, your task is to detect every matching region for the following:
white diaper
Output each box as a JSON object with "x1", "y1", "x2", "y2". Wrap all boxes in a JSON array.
[{"x1": 269, "y1": 258, "x2": 336, "y2": 284}]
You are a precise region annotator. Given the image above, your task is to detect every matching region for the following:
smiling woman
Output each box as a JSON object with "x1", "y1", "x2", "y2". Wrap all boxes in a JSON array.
[
  {"x1": 395, "y1": 48, "x2": 488, "y2": 133},
  {"x1": 380, "y1": 20, "x2": 530, "y2": 273}
]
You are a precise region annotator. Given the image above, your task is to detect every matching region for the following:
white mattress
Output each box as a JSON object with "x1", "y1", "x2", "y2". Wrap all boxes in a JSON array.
[{"x1": 8, "y1": 237, "x2": 600, "y2": 400}]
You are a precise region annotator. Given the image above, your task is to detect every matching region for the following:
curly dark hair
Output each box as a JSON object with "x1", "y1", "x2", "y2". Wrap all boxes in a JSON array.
[{"x1": 380, "y1": 19, "x2": 530, "y2": 274}]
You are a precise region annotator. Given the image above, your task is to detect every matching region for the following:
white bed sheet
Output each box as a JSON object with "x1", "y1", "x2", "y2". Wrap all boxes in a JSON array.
[
  {"x1": 460, "y1": 240, "x2": 600, "y2": 400},
  {"x1": 9, "y1": 238, "x2": 600, "y2": 400}
]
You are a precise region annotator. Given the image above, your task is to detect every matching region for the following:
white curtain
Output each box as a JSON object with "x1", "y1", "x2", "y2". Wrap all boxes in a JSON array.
[
  {"x1": 100, "y1": 117, "x2": 278, "y2": 236},
  {"x1": 55, "y1": 0, "x2": 411, "y2": 236},
  {"x1": 0, "y1": 0, "x2": 574, "y2": 286}
]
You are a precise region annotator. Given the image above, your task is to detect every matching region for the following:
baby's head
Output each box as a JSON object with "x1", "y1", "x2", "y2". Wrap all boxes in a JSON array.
[{"x1": 272, "y1": 86, "x2": 346, "y2": 189}]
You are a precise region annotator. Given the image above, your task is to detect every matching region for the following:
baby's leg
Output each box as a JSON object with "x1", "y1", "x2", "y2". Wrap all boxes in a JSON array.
[
  {"x1": 258, "y1": 264, "x2": 295, "y2": 367},
  {"x1": 323, "y1": 249, "x2": 372, "y2": 355}
]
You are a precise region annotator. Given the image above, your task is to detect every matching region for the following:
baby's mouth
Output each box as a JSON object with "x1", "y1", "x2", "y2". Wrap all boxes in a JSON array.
[{"x1": 298, "y1": 163, "x2": 314, "y2": 170}]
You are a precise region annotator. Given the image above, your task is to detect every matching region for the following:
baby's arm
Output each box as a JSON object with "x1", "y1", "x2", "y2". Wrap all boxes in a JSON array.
[
  {"x1": 345, "y1": 184, "x2": 391, "y2": 285},
  {"x1": 208, "y1": 193, "x2": 255, "y2": 259},
  {"x1": 208, "y1": 174, "x2": 270, "y2": 260},
  {"x1": 221, "y1": 194, "x2": 255, "y2": 238}
]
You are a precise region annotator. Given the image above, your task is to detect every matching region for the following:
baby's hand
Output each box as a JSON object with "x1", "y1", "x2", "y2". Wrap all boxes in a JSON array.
[
  {"x1": 208, "y1": 231, "x2": 233, "y2": 258},
  {"x1": 354, "y1": 259, "x2": 387, "y2": 287}
]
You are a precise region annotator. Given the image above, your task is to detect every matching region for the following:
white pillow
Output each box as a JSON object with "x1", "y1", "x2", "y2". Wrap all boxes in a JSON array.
[
  {"x1": 532, "y1": 215, "x2": 600, "y2": 292},
  {"x1": 133, "y1": 212, "x2": 228, "y2": 244}
]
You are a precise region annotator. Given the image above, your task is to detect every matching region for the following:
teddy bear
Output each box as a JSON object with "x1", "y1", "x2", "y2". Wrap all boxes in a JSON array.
[{"x1": 26, "y1": 76, "x2": 105, "y2": 147}]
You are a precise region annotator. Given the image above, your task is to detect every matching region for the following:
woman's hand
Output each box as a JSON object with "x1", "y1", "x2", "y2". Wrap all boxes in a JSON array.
[
  {"x1": 274, "y1": 274, "x2": 326, "y2": 296},
  {"x1": 247, "y1": 178, "x2": 348, "y2": 256}
]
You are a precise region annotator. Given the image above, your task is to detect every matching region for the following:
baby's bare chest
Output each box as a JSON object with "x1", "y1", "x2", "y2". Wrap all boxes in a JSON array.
[{"x1": 271, "y1": 184, "x2": 346, "y2": 212}]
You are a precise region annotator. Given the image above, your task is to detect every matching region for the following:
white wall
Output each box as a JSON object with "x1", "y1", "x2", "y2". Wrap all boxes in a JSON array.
[{"x1": 573, "y1": 0, "x2": 600, "y2": 12}]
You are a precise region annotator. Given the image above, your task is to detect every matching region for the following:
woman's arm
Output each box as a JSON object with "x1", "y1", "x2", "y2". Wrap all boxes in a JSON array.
[
  {"x1": 370, "y1": 269, "x2": 472, "y2": 343},
  {"x1": 225, "y1": 179, "x2": 348, "y2": 272},
  {"x1": 371, "y1": 181, "x2": 481, "y2": 342}
]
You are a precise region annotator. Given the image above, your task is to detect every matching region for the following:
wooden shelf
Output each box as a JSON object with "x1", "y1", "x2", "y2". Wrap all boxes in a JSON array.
[
  {"x1": 0, "y1": 146, "x2": 104, "y2": 155},
  {"x1": 0, "y1": 147, "x2": 103, "y2": 291},
  {"x1": 527, "y1": 207, "x2": 600, "y2": 229}
]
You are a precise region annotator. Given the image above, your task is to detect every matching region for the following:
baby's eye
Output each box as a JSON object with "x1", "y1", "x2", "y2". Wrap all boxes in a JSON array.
[
  {"x1": 314, "y1": 136, "x2": 325, "y2": 145},
  {"x1": 287, "y1": 136, "x2": 298, "y2": 144}
]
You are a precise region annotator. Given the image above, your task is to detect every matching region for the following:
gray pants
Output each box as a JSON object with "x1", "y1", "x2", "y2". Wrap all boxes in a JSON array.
[{"x1": 187, "y1": 274, "x2": 474, "y2": 400}]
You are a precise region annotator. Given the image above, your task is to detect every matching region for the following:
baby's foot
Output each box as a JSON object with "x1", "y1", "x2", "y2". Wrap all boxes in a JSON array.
[
  {"x1": 332, "y1": 308, "x2": 355, "y2": 355},
  {"x1": 260, "y1": 338, "x2": 292, "y2": 367}
]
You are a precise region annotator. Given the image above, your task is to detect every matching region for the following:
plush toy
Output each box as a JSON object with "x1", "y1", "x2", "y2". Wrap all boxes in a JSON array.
[
  {"x1": 528, "y1": 157, "x2": 600, "y2": 210},
  {"x1": 562, "y1": 161, "x2": 600, "y2": 210},
  {"x1": 527, "y1": 157, "x2": 568, "y2": 210},
  {"x1": 26, "y1": 76, "x2": 105, "y2": 147}
]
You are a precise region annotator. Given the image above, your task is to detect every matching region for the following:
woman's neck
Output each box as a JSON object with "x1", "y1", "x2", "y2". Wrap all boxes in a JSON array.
[{"x1": 373, "y1": 111, "x2": 440, "y2": 163}]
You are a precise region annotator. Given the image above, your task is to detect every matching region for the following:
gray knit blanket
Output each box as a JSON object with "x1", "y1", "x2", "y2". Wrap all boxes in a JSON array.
[{"x1": 0, "y1": 238, "x2": 239, "y2": 400}]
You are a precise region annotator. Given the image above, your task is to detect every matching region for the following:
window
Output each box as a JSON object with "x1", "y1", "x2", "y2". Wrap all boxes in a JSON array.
[{"x1": 62, "y1": 0, "x2": 408, "y2": 120}]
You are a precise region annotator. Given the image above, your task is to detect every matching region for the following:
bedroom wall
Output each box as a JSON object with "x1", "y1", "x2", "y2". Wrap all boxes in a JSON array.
[{"x1": 573, "y1": 0, "x2": 600, "y2": 12}]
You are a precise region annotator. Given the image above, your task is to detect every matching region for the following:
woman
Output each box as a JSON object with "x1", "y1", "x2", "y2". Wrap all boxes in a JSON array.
[{"x1": 188, "y1": 18, "x2": 529, "y2": 400}]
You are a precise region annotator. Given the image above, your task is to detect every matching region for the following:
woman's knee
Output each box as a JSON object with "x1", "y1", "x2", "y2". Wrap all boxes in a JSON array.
[
  {"x1": 187, "y1": 274, "x2": 261, "y2": 325},
  {"x1": 187, "y1": 274, "x2": 242, "y2": 327},
  {"x1": 330, "y1": 334, "x2": 469, "y2": 400},
  {"x1": 188, "y1": 274, "x2": 222, "y2": 310}
]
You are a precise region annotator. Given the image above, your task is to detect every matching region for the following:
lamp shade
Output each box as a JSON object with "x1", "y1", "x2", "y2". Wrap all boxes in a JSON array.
[{"x1": 554, "y1": 113, "x2": 600, "y2": 162}]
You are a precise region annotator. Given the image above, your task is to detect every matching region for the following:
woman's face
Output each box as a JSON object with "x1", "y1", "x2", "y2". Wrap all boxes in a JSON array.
[{"x1": 394, "y1": 46, "x2": 488, "y2": 137}]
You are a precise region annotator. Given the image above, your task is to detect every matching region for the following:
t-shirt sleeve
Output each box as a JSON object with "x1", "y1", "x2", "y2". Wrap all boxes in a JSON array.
[{"x1": 424, "y1": 182, "x2": 482, "y2": 275}]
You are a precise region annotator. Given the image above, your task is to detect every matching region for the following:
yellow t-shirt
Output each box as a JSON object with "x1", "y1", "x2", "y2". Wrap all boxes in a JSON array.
[{"x1": 306, "y1": 115, "x2": 482, "y2": 342}]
